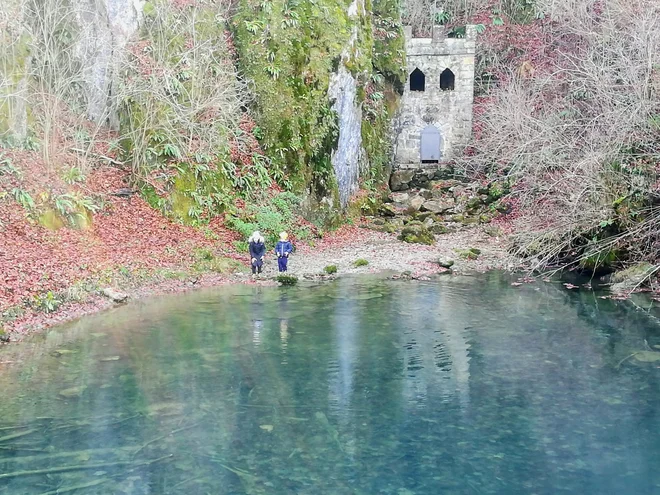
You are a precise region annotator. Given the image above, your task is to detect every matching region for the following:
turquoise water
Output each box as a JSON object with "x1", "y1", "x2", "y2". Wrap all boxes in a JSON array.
[{"x1": 1, "y1": 274, "x2": 660, "y2": 494}]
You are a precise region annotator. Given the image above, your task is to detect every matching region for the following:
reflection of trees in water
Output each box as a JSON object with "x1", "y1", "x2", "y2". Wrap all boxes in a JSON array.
[{"x1": 391, "y1": 282, "x2": 473, "y2": 411}]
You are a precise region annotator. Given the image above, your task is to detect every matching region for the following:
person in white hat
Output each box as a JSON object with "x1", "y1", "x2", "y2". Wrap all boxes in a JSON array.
[
  {"x1": 248, "y1": 231, "x2": 266, "y2": 275},
  {"x1": 275, "y1": 231, "x2": 293, "y2": 272}
]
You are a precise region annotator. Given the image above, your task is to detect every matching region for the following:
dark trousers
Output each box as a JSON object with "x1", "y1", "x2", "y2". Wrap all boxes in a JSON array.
[
  {"x1": 277, "y1": 256, "x2": 288, "y2": 272},
  {"x1": 251, "y1": 259, "x2": 263, "y2": 274}
]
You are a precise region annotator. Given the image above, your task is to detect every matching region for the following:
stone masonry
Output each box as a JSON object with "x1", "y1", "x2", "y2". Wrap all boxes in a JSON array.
[{"x1": 391, "y1": 25, "x2": 476, "y2": 191}]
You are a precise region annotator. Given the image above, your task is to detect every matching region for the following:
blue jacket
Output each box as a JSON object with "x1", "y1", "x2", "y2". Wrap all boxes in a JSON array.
[
  {"x1": 249, "y1": 241, "x2": 266, "y2": 259},
  {"x1": 275, "y1": 240, "x2": 293, "y2": 257}
]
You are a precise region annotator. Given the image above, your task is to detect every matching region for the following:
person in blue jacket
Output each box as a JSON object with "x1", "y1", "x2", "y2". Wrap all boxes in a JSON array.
[
  {"x1": 248, "y1": 231, "x2": 266, "y2": 275},
  {"x1": 275, "y1": 232, "x2": 293, "y2": 272}
]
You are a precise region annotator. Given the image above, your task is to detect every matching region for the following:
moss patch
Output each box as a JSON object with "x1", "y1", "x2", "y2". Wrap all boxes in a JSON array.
[{"x1": 398, "y1": 221, "x2": 435, "y2": 245}]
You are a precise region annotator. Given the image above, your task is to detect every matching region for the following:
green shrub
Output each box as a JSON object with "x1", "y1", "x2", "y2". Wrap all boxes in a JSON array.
[
  {"x1": 0, "y1": 155, "x2": 22, "y2": 178},
  {"x1": 353, "y1": 258, "x2": 369, "y2": 267},
  {"x1": 277, "y1": 274, "x2": 298, "y2": 285},
  {"x1": 324, "y1": 265, "x2": 338, "y2": 274},
  {"x1": 227, "y1": 192, "x2": 304, "y2": 246},
  {"x1": 233, "y1": 240, "x2": 249, "y2": 252},
  {"x1": 62, "y1": 166, "x2": 85, "y2": 184},
  {"x1": 194, "y1": 247, "x2": 214, "y2": 261},
  {"x1": 32, "y1": 291, "x2": 61, "y2": 313}
]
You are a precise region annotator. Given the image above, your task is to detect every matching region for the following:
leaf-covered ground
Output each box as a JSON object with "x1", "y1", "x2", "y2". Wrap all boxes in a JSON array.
[{"x1": 0, "y1": 150, "x2": 240, "y2": 313}]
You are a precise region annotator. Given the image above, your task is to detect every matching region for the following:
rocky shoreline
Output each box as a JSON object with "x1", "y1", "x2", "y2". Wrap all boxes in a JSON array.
[{"x1": 0, "y1": 218, "x2": 515, "y2": 343}]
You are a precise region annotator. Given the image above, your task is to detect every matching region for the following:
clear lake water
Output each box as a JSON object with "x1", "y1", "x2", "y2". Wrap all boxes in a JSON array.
[{"x1": 1, "y1": 273, "x2": 660, "y2": 494}]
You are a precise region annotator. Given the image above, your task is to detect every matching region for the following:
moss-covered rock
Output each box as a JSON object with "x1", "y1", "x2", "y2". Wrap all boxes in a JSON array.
[
  {"x1": 398, "y1": 221, "x2": 435, "y2": 245},
  {"x1": 455, "y1": 247, "x2": 481, "y2": 260},
  {"x1": 430, "y1": 223, "x2": 449, "y2": 234},
  {"x1": 610, "y1": 263, "x2": 656, "y2": 293},
  {"x1": 436, "y1": 258, "x2": 454, "y2": 268},
  {"x1": 376, "y1": 221, "x2": 398, "y2": 233}
]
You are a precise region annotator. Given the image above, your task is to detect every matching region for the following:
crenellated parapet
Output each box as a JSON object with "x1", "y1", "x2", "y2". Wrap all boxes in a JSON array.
[{"x1": 392, "y1": 25, "x2": 476, "y2": 190}]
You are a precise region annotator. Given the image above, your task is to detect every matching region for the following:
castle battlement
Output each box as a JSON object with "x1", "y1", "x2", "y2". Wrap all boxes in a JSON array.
[{"x1": 392, "y1": 25, "x2": 476, "y2": 189}]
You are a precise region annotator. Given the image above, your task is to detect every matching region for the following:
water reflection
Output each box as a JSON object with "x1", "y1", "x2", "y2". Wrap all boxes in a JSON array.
[{"x1": 0, "y1": 274, "x2": 660, "y2": 494}]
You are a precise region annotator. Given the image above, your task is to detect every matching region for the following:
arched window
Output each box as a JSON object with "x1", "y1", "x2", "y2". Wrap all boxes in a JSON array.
[
  {"x1": 440, "y1": 68, "x2": 455, "y2": 91},
  {"x1": 410, "y1": 68, "x2": 425, "y2": 92}
]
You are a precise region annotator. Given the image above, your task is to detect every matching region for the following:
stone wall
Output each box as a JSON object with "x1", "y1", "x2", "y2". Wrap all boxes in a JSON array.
[{"x1": 391, "y1": 24, "x2": 476, "y2": 190}]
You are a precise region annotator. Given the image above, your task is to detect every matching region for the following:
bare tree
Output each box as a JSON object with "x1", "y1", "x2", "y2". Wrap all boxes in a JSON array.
[
  {"x1": 460, "y1": 0, "x2": 660, "y2": 269},
  {"x1": 115, "y1": 0, "x2": 249, "y2": 179}
]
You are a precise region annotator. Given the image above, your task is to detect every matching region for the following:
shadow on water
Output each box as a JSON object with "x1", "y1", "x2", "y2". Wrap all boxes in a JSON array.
[{"x1": 1, "y1": 273, "x2": 660, "y2": 494}]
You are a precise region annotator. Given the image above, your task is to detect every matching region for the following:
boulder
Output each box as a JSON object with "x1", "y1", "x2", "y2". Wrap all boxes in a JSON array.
[
  {"x1": 378, "y1": 203, "x2": 397, "y2": 217},
  {"x1": 408, "y1": 195, "x2": 425, "y2": 212},
  {"x1": 610, "y1": 263, "x2": 655, "y2": 294},
  {"x1": 390, "y1": 170, "x2": 415, "y2": 191},
  {"x1": 433, "y1": 166, "x2": 455, "y2": 180},
  {"x1": 430, "y1": 179, "x2": 462, "y2": 193},
  {"x1": 410, "y1": 173, "x2": 431, "y2": 189},
  {"x1": 436, "y1": 258, "x2": 455, "y2": 268},
  {"x1": 418, "y1": 189, "x2": 433, "y2": 200},
  {"x1": 375, "y1": 222, "x2": 398, "y2": 234},
  {"x1": 422, "y1": 217, "x2": 434, "y2": 228},
  {"x1": 415, "y1": 211, "x2": 434, "y2": 222},
  {"x1": 398, "y1": 221, "x2": 435, "y2": 245},
  {"x1": 390, "y1": 192, "x2": 409, "y2": 204},
  {"x1": 101, "y1": 288, "x2": 129, "y2": 303},
  {"x1": 430, "y1": 223, "x2": 449, "y2": 234},
  {"x1": 450, "y1": 185, "x2": 466, "y2": 198},
  {"x1": 421, "y1": 198, "x2": 455, "y2": 214}
]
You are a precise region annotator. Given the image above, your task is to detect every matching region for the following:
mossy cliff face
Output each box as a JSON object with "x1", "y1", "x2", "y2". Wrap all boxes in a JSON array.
[
  {"x1": 1, "y1": 0, "x2": 405, "y2": 229},
  {"x1": 232, "y1": 0, "x2": 404, "y2": 224}
]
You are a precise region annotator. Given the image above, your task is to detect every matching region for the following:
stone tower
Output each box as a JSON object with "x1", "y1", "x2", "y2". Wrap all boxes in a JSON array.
[{"x1": 391, "y1": 25, "x2": 477, "y2": 191}]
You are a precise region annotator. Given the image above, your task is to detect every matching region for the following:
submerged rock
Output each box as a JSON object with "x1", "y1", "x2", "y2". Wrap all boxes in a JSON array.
[
  {"x1": 634, "y1": 351, "x2": 660, "y2": 363},
  {"x1": 59, "y1": 386, "x2": 86, "y2": 398}
]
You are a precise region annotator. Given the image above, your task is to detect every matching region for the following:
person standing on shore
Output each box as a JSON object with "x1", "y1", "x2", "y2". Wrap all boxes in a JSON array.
[
  {"x1": 275, "y1": 232, "x2": 293, "y2": 273},
  {"x1": 248, "y1": 231, "x2": 266, "y2": 275}
]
